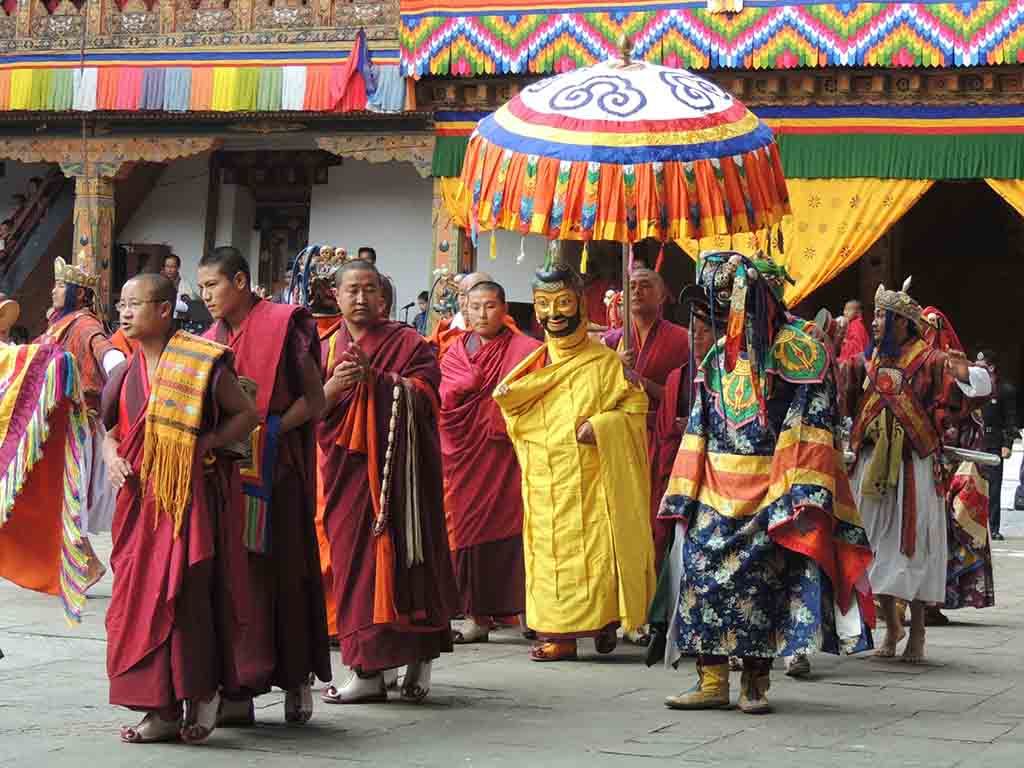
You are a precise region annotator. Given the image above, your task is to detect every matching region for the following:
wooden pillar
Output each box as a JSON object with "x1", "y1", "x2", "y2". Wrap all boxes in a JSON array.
[
  {"x1": 431, "y1": 177, "x2": 462, "y2": 275},
  {"x1": 61, "y1": 160, "x2": 122, "y2": 318}
]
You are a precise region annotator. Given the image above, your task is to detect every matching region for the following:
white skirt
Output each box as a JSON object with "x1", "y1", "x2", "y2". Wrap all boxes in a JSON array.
[
  {"x1": 80, "y1": 420, "x2": 116, "y2": 536},
  {"x1": 851, "y1": 447, "x2": 946, "y2": 604}
]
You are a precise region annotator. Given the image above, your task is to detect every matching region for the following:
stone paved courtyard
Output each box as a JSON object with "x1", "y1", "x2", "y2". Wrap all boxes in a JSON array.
[{"x1": 4, "y1": 509, "x2": 1024, "y2": 767}]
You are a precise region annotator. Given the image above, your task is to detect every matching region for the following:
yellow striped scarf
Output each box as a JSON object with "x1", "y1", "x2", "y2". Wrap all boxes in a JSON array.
[{"x1": 140, "y1": 331, "x2": 228, "y2": 537}]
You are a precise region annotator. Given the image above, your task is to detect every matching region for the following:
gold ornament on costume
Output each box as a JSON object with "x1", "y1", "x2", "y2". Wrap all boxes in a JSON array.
[
  {"x1": 54, "y1": 253, "x2": 100, "y2": 291},
  {"x1": 875, "y1": 276, "x2": 922, "y2": 329}
]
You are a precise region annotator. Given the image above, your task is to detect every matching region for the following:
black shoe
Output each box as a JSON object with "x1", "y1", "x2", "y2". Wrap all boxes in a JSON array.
[{"x1": 992, "y1": 532, "x2": 1005, "y2": 541}]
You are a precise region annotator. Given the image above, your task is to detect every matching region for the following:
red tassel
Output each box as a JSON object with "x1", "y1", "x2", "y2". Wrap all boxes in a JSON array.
[{"x1": 655, "y1": 242, "x2": 666, "y2": 272}]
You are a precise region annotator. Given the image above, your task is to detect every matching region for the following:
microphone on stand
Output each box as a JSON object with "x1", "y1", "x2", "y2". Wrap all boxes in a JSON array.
[
  {"x1": 401, "y1": 301, "x2": 414, "y2": 325},
  {"x1": 400, "y1": 302, "x2": 415, "y2": 310}
]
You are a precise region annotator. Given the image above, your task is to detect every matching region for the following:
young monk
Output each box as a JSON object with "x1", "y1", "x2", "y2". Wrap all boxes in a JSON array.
[
  {"x1": 198, "y1": 246, "x2": 331, "y2": 725},
  {"x1": 440, "y1": 281, "x2": 540, "y2": 643},
  {"x1": 602, "y1": 268, "x2": 689, "y2": 569},
  {"x1": 319, "y1": 259, "x2": 457, "y2": 704},
  {"x1": 102, "y1": 273, "x2": 258, "y2": 745}
]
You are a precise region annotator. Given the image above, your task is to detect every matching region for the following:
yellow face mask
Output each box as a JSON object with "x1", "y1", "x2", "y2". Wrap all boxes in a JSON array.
[{"x1": 534, "y1": 286, "x2": 588, "y2": 358}]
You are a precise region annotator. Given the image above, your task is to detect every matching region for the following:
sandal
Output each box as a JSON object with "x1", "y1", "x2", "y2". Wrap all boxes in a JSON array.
[
  {"x1": 120, "y1": 711, "x2": 181, "y2": 744},
  {"x1": 181, "y1": 691, "x2": 220, "y2": 745},
  {"x1": 401, "y1": 661, "x2": 432, "y2": 703},
  {"x1": 285, "y1": 683, "x2": 313, "y2": 725},
  {"x1": 322, "y1": 672, "x2": 387, "y2": 704},
  {"x1": 530, "y1": 640, "x2": 577, "y2": 662}
]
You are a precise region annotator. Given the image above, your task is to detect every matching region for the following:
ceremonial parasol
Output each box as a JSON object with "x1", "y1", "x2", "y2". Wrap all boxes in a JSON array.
[{"x1": 458, "y1": 41, "x2": 791, "y2": 349}]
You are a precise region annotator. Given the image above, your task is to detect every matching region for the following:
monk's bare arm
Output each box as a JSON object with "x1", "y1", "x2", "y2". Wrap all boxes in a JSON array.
[
  {"x1": 208, "y1": 370, "x2": 260, "y2": 451},
  {"x1": 280, "y1": 352, "x2": 326, "y2": 432},
  {"x1": 102, "y1": 428, "x2": 132, "y2": 490}
]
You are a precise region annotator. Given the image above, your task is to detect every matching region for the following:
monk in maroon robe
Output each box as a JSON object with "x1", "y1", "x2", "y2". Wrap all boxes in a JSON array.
[
  {"x1": 319, "y1": 259, "x2": 456, "y2": 704},
  {"x1": 102, "y1": 274, "x2": 258, "y2": 745},
  {"x1": 440, "y1": 281, "x2": 540, "y2": 643},
  {"x1": 198, "y1": 246, "x2": 330, "y2": 726},
  {"x1": 603, "y1": 268, "x2": 689, "y2": 567}
]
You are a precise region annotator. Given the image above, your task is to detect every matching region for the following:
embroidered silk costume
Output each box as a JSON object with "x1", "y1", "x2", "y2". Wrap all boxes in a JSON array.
[
  {"x1": 659, "y1": 253, "x2": 873, "y2": 712},
  {"x1": 843, "y1": 283, "x2": 991, "y2": 606}
]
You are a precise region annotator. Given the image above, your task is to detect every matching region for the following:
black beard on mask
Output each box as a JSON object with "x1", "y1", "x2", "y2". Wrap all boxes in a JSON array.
[{"x1": 541, "y1": 309, "x2": 582, "y2": 337}]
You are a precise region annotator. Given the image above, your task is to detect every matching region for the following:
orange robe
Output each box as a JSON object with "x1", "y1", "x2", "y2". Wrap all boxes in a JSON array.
[
  {"x1": 430, "y1": 315, "x2": 521, "y2": 361},
  {"x1": 315, "y1": 314, "x2": 343, "y2": 637}
]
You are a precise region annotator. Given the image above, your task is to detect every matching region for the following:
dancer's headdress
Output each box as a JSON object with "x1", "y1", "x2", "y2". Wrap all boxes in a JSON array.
[{"x1": 875, "y1": 276, "x2": 922, "y2": 329}]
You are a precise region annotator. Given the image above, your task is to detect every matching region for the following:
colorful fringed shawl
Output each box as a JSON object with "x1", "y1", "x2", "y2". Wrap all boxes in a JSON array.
[
  {"x1": 0, "y1": 343, "x2": 90, "y2": 623},
  {"x1": 139, "y1": 332, "x2": 228, "y2": 537}
]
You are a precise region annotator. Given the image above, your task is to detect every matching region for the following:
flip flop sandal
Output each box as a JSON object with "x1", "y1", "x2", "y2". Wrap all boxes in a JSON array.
[
  {"x1": 285, "y1": 684, "x2": 313, "y2": 725},
  {"x1": 120, "y1": 712, "x2": 182, "y2": 744},
  {"x1": 530, "y1": 642, "x2": 577, "y2": 662},
  {"x1": 321, "y1": 678, "x2": 388, "y2": 705},
  {"x1": 181, "y1": 692, "x2": 220, "y2": 745}
]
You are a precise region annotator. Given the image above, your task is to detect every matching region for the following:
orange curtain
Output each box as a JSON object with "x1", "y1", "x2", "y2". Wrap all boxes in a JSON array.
[{"x1": 682, "y1": 178, "x2": 933, "y2": 307}]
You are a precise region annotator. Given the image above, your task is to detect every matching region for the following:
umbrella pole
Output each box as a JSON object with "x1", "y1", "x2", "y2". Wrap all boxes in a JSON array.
[{"x1": 621, "y1": 241, "x2": 631, "y2": 352}]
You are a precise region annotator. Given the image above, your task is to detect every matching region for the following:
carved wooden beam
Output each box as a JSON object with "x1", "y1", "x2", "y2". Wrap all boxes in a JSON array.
[
  {"x1": 0, "y1": 135, "x2": 221, "y2": 168},
  {"x1": 413, "y1": 65, "x2": 1024, "y2": 111},
  {"x1": 316, "y1": 134, "x2": 435, "y2": 179}
]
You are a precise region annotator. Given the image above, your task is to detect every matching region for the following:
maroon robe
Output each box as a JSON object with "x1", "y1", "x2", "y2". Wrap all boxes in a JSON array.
[
  {"x1": 205, "y1": 299, "x2": 332, "y2": 693},
  {"x1": 440, "y1": 328, "x2": 541, "y2": 617},
  {"x1": 319, "y1": 320, "x2": 457, "y2": 674},
  {"x1": 102, "y1": 350, "x2": 253, "y2": 710},
  {"x1": 650, "y1": 364, "x2": 694, "y2": 565},
  {"x1": 603, "y1": 317, "x2": 689, "y2": 565}
]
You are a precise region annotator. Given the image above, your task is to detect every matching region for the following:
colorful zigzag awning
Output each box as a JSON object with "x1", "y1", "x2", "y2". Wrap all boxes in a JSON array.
[{"x1": 401, "y1": 0, "x2": 1024, "y2": 76}]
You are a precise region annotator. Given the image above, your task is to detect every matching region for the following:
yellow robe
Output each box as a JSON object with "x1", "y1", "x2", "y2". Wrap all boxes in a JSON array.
[{"x1": 495, "y1": 338, "x2": 656, "y2": 635}]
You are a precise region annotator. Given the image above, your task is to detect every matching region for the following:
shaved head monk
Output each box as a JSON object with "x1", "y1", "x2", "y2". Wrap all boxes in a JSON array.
[
  {"x1": 319, "y1": 260, "x2": 457, "y2": 704},
  {"x1": 440, "y1": 281, "x2": 541, "y2": 643},
  {"x1": 430, "y1": 270, "x2": 500, "y2": 359},
  {"x1": 198, "y1": 245, "x2": 331, "y2": 726},
  {"x1": 101, "y1": 273, "x2": 259, "y2": 744},
  {"x1": 450, "y1": 271, "x2": 492, "y2": 330},
  {"x1": 603, "y1": 267, "x2": 689, "y2": 569}
]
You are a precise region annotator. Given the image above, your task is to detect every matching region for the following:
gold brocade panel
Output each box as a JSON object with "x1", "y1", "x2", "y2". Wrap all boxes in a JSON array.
[
  {"x1": 682, "y1": 178, "x2": 934, "y2": 307},
  {"x1": 986, "y1": 179, "x2": 1024, "y2": 219},
  {"x1": 439, "y1": 176, "x2": 470, "y2": 231}
]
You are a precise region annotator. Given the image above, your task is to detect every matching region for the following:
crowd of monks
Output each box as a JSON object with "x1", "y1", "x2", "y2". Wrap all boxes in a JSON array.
[{"x1": 5, "y1": 242, "x2": 1005, "y2": 743}]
